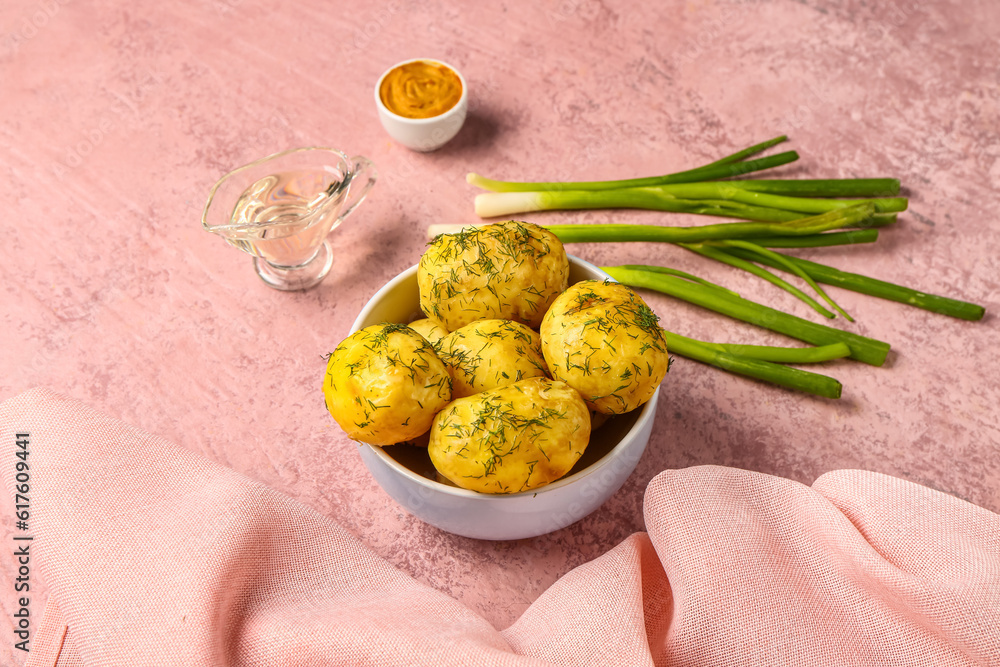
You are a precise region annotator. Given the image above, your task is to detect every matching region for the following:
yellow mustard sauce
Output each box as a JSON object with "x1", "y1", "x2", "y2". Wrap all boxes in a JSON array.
[{"x1": 380, "y1": 60, "x2": 463, "y2": 119}]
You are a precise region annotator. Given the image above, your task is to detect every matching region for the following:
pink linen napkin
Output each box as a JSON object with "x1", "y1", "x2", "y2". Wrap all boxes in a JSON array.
[{"x1": 2, "y1": 387, "x2": 998, "y2": 666}]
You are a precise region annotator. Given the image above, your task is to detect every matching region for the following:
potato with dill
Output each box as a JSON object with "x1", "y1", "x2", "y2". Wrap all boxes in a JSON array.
[
  {"x1": 428, "y1": 377, "x2": 590, "y2": 494},
  {"x1": 419, "y1": 220, "x2": 569, "y2": 331},
  {"x1": 437, "y1": 318, "x2": 548, "y2": 398},
  {"x1": 406, "y1": 317, "x2": 449, "y2": 351},
  {"x1": 541, "y1": 280, "x2": 669, "y2": 415},
  {"x1": 323, "y1": 323, "x2": 452, "y2": 446}
]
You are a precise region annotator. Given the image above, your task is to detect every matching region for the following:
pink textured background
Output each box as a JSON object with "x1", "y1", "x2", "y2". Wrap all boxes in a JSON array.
[{"x1": 1, "y1": 0, "x2": 998, "y2": 663}]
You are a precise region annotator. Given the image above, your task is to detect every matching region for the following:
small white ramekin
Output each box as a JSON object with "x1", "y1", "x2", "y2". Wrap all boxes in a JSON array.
[{"x1": 374, "y1": 58, "x2": 468, "y2": 152}]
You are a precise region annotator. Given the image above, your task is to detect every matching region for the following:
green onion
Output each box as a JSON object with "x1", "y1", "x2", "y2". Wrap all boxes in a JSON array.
[
  {"x1": 717, "y1": 246, "x2": 986, "y2": 321},
  {"x1": 677, "y1": 242, "x2": 837, "y2": 319},
  {"x1": 469, "y1": 135, "x2": 906, "y2": 228},
  {"x1": 725, "y1": 178, "x2": 901, "y2": 198},
  {"x1": 473, "y1": 182, "x2": 906, "y2": 220},
  {"x1": 662, "y1": 331, "x2": 844, "y2": 399},
  {"x1": 604, "y1": 265, "x2": 892, "y2": 366},
  {"x1": 476, "y1": 188, "x2": 798, "y2": 221},
  {"x1": 752, "y1": 229, "x2": 879, "y2": 248},
  {"x1": 706, "y1": 340, "x2": 852, "y2": 364},
  {"x1": 673, "y1": 185, "x2": 907, "y2": 215},
  {"x1": 467, "y1": 136, "x2": 799, "y2": 193},
  {"x1": 632, "y1": 266, "x2": 741, "y2": 297},
  {"x1": 426, "y1": 226, "x2": 881, "y2": 249},
  {"x1": 461, "y1": 135, "x2": 984, "y2": 396},
  {"x1": 547, "y1": 202, "x2": 877, "y2": 244},
  {"x1": 713, "y1": 239, "x2": 854, "y2": 321},
  {"x1": 697, "y1": 135, "x2": 791, "y2": 167},
  {"x1": 467, "y1": 152, "x2": 798, "y2": 193},
  {"x1": 667, "y1": 331, "x2": 852, "y2": 363}
]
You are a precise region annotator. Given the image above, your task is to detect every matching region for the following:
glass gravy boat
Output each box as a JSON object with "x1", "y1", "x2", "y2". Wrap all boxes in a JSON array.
[{"x1": 202, "y1": 147, "x2": 377, "y2": 291}]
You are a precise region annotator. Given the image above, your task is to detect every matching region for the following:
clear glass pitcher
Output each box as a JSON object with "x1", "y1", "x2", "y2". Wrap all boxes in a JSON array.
[{"x1": 202, "y1": 147, "x2": 377, "y2": 291}]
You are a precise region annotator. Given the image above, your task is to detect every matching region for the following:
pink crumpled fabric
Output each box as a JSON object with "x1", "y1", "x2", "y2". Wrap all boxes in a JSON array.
[{"x1": 2, "y1": 388, "x2": 998, "y2": 666}]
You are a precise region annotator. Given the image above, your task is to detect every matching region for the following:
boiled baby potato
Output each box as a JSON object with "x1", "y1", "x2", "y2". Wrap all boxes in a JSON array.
[
  {"x1": 429, "y1": 377, "x2": 591, "y2": 494},
  {"x1": 418, "y1": 220, "x2": 569, "y2": 330},
  {"x1": 407, "y1": 317, "x2": 449, "y2": 350},
  {"x1": 323, "y1": 323, "x2": 452, "y2": 446},
  {"x1": 541, "y1": 280, "x2": 669, "y2": 415},
  {"x1": 437, "y1": 318, "x2": 548, "y2": 398}
]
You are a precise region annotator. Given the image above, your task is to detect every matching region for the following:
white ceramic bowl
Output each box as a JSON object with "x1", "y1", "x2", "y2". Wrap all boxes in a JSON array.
[
  {"x1": 374, "y1": 58, "x2": 468, "y2": 152},
  {"x1": 350, "y1": 255, "x2": 660, "y2": 540}
]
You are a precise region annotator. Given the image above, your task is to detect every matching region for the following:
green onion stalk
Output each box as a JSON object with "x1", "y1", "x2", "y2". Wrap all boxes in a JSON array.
[
  {"x1": 604, "y1": 265, "x2": 892, "y2": 367},
  {"x1": 468, "y1": 136, "x2": 801, "y2": 192},
  {"x1": 468, "y1": 135, "x2": 906, "y2": 224},
  {"x1": 661, "y1": 331, "x2": 847, "y2": 399},
  {"x1": 458, "y1": 136, "x2": 985, "y2": 395},
  {"x1": 543, "y1": 218, "x2": 983, "y2": 322},
  {"x1": 473, "y1": 183, "x2": 907, "y2": 221},
  {"x1": 468, "y1": 135, "x2": 900, "y2": 198},
  {"x1": 547, "y1": 202, "x2": 879, "y2": 244},
  {"x1": 715, "y1": 243, "x2": 985, "y2": 321},
  {"x1": 676, "y1": 242, "x2": 845, "y2": 320}
]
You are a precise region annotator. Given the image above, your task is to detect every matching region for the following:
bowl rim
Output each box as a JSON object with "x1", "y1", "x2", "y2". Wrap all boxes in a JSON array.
[
  {"x1": 374, "y1": 57, "x2": 469, "y2": 125},
  {"x1": 349, "y1": 254, "x2": 660, "y2": 501}
]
